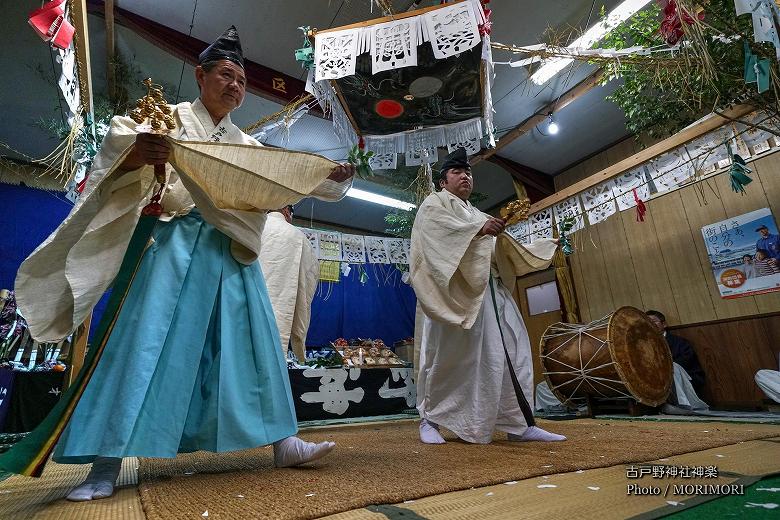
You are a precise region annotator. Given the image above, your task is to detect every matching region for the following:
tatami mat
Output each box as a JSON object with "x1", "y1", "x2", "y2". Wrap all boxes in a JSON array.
[
  {"x1": 0, "y1": 457, "x2": 143, "y2": 520},
  {"x1": 323, "y1": 437, "x2": 780, "y2": 520}
]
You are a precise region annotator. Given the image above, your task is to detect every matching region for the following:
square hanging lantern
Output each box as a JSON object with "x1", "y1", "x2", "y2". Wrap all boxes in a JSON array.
[{"x1": 306, "y1": 0, "x2": 494, "y2": 166}]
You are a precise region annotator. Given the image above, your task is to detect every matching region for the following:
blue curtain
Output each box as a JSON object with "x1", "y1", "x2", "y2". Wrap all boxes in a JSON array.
[
  {"x1": 306, "y1": 263, "x2": 416, "y2": 348},
  {"x1": 0, "y1": 183, "x2": 109, "y2": 339}
]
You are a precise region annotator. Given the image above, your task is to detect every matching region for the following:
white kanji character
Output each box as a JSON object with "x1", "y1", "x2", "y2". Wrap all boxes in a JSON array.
[{"x1": 301, "y1": 368, "x2": 364, "y2": 415}]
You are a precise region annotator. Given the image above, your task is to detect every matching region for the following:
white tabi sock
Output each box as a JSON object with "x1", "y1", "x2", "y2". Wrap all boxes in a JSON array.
[
  {"x1": 419, "y1": 418, "x2": 446, "y2": 444},
  {"x1": 66, "y1": 456, "x2": 122, "y2": 501},
  {"x1": 508, "y1": 426, "x2": 567, "y2": 442},
  {"x1": 273, "y1": 436, "x2": 335, "y2": 468}
]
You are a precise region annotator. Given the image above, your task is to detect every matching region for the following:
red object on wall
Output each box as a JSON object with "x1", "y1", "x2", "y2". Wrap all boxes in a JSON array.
[
  {"x1": 28, "y1": 0, "x2": 75, "y2": 50},
  {"x1": 375, "y1": 99, "x2": 404, "y2": 119}
]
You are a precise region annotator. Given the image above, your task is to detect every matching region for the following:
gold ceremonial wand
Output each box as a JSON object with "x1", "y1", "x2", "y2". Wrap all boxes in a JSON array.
[
  {"x1": 499, "y1": 198, "x2": 531, "y2": 227},
  {"x1": 130, "y1": 78, "x2": 176, "y2": 216}
]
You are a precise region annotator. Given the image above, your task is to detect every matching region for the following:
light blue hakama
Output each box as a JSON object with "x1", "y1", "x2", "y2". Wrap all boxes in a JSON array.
[{"x1": 54, "y1": 210, "x2": 298, "y2": 463}]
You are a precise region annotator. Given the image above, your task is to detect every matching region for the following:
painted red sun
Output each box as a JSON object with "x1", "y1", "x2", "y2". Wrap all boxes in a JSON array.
[{"x1": 375, "y1": 99, "x2": 404, "y2": 119}]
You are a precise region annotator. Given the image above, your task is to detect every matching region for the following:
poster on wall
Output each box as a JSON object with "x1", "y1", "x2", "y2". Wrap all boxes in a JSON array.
[{"x1": 701, "y1": 208, "x2": 780, "y2": 299}]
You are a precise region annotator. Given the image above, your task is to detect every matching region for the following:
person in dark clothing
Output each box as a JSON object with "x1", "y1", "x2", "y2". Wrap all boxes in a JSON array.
[{"x1": 646, "y1": 310, "x2": 706, "y2": 393}]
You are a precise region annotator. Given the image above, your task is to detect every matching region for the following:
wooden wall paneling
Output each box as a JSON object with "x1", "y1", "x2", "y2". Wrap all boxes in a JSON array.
[
  {"x1": 619, "y1": 206, "x2": 680, "y2": 323},
  {"x1": 750, "y1": 157, "x2": 780, "y2": 313},
  {"x1": 568, "y1": 238, "x2": 592, "y2": 322},
  {"x1": 593, "y1": 212, "x2": 645, "y2": 309},
  {"x1": 672, "y1": 316, "x2": 778, "y2": 407},
  {"x1": 647, "y1": 191, "x2": 717, "y2": 323},
  {"x1": 572, "y1": 224, "x2": 616, "y2": 319},
  {"x1": 678, "y1": 177, "x2": 760, "y2": 319}
]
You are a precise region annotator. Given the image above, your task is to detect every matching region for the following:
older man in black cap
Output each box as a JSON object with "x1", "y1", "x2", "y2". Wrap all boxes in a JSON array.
[
  {"x1": 409, "y1": 148, "x2": 566, "y2": 445},
  {"x1": 8, "y1": 26, "x2": 353, "y2": 501}
]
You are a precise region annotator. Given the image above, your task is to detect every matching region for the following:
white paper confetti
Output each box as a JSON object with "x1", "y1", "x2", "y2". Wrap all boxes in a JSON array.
[
  {"x1": 666, "y1": 501, "x2": 684, "y2": 507},
  {"x1": 587, "y1": 486, "x2": 600, "y2": 491},
  {"x1": 504, "y1": 481, "x2": 518, "y2": 485},
  {"x1": 236, "y1": 495, "x2": 245, "y2": 498},
  {"x1": 576, "y1": 470, "x2": 584, "y2": 474},
  {"x1": 757, "y1": 488, "x2": 780, "y2": 492},
  {"x1": 542, "y1": 465, "x2": 553, "y2": 468},
  {"x1": 202, "y1": 512, "x2": 209, "y2": 518},
  {"x1": 746, "y1": 502, "x2": 779, "y2": 509},
  {"x1": 716, "y1": 455, "x2": 725, "y2": 458},
  {"x1": 486, "y1": 492, "x2": 494, "y2": 496},
  {"x1": 305, "y1": 493, "x2": 316, "y2": 497},
  {"x1": 537, "y1": 484, "x2": 557, "y2": 488},
  {"x1": 404, "y1": 500, "x2": 415, "y2": 504}
]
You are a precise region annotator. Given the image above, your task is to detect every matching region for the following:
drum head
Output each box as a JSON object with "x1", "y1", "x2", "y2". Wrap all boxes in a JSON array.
[{"x1": 608, "y1": 306, "x2": 672, "y2": 406}]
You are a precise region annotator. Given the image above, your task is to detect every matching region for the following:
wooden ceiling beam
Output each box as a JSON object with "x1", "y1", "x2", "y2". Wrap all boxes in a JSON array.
[{"x1": 486, "y1": 155, "x2": 554, "y2": 196}]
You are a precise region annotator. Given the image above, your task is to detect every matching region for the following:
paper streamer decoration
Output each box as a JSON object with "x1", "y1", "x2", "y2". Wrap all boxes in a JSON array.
[{"x1": 341, "y1": 234, "x2": 367, "y2": 263}]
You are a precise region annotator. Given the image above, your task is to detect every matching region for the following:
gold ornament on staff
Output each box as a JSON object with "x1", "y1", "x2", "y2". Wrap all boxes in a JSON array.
[
  {"x1": 130, "y1": 78, "x2": 176, "y2": 216},
  {"x1": 500, "y1": 198, "x2": 531, "y2": 226}
]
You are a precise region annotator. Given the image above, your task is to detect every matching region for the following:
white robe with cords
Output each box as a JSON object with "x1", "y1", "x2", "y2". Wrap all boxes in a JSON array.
[
  {"x1": 258, "y1": 212, "x2": 319, "y2": 361},
  {"x1": 410, "y1": 190, "x2": 557, "y2": 444}
]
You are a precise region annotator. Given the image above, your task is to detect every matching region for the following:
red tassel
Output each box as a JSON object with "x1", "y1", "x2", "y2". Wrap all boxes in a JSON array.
[
  {"x1": 141, "y1": 183, "x2": 165, "y2": 217},
  {"x1": 358, "y1": 136, "x2": 365, "y2": 150},
  {"x1": 633, "y1": 188, "x2": 646, "y2": 222}
]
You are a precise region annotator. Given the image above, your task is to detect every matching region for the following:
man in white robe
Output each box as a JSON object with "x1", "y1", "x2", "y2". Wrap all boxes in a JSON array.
[
  {"x1": 259, "y1": 205, "x2": 319, "y2": 362},
  {"x1": 10, "y1": 27, "x2": 353, "y2": 501},
  {"x1": 410, "y1": 148, "x2": 566, "y2": 444}
]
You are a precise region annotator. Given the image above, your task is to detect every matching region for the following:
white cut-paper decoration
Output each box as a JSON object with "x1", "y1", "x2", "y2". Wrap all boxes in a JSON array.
[
  {"x1": 341, "y1": 234, "x2": 367, "y2": 263},
  {"x1": 580, "y1": 181, "x2": 614, "y2": 211},
  {"x1": 445, "y1": 118, "x2": 483, "y2": 155},
  {"x1": 315, "y1": 28, "x2": 359, "y2": 81},
  {"x1": 365, "y1": 236, "x2": 391, "y2": 264},
  {"x1": 303, "y1": 229, "x2": 319, "y2": 256},
  {"x1": 505, "y1": 220, "x2": 531, "y2": 245},
  {"x1": 406, "y1": 146, "x2": 438, "y2": 166},
  {"x1": 317, "y1": 231, "x2": 343, "y2": 261},
  {"x1": 424, "y1": 0, "x2": 481, "y2": 59},
  {"x1": 685, "y1": 130, "x2": 729, "y2": 171},
  {"x1": 736, "y1": 111, "x2": 779, "y2": 148},
  {"x1": 385, "y1": 238, "x2": 410, "y2": 264},
  {"x1": 371, "y1": 17, "x2": 419, "y2": 74},
  {"x1": 553, "y1": 196, "x2": 585, "y2": 233},
  {"x1": 406, "y1": 126, "x2": 446, "y2": 154},
  {"x1": 611, "y1": 168, "x2": 650, "y2": 212},
  {"x1": 615, "y1": 184, "x2": 650, "y2": 212},
  {"x1": 57, "y1": 45, "x2": 80, "y2": 125},
  {"x1": 736, "y1": 0, "x2": 780, "y2": 60},
  {"x1": 586, "y1": 200, "x2": 617, "y2": 225},
  {"x1": 648, "y1": 149, "x2": 692, "y2": 193},
  {"x1": 310, "y1": 78, "x2": 358, "y2": 146},
  {"x1": 528, "y1": 209, "x2": 553, "y2": 241},
  {"x1": 369, "y1": 152, "x2": 398, "y2": 171},
  {"x1": 447, "y1": 138, "x2": 480, "y2": 155}
]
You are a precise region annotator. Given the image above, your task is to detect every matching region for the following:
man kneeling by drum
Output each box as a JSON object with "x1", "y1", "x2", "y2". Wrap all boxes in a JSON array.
[{"x1": 409, "y1": 148, "x2": 566, "y2": 445}]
